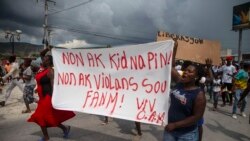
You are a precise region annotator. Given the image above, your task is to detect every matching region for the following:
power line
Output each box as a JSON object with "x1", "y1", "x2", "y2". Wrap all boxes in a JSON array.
[
  {"x1": 49, "y1": 25, "x2": 154, "y2": 43},
  {"x1": 48, "y1": 0, "x2": 94, "y2": 16}
]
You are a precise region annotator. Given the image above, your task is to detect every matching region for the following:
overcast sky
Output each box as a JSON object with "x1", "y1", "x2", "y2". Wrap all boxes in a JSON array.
[{"x1": 0, "y1": 0, "x2": 249, "y2": 53}]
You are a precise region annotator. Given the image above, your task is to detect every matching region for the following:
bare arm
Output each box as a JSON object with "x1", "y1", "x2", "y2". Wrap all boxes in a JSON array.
[
  {"x1": 171, "y1": 39, "x2": 183, "y2": 83},
  {"x1": 165, "y1": 91, "x2": 206, "y2": 131},
  {"x1": 40, "y1": 48, "x2": 50, "y2": 59},
  {"x1": 47, "y1": 68, "x2": 54, "y2": 93},
  {"x1": 2, "y1": 64, "x2": 18, "y2": 80}
]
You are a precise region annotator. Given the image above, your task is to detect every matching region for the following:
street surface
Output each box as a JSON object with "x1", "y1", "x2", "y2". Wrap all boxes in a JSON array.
[{"x1": 0, "y1": 86, "x2": 249, "y2": 141}]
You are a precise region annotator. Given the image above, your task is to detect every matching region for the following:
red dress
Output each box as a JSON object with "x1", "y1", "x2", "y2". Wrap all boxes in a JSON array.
[{"x1": 28, "y1": 68, "x2": 75, "y2": 127}]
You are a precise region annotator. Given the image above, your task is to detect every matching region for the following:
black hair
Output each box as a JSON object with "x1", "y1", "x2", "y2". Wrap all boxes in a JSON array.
[
  {"x1": 8, "y1": 55, "x2": 16, "y2": 63},
  {"x1": 182, "y1": 61, "x2": 206, "y2": 86},
  {"x1": 194, "y1": 64, "x2": 206, "y2": 86},
  {"x1": 46, "y1": 55, "x2": 53, "y2": 66}
]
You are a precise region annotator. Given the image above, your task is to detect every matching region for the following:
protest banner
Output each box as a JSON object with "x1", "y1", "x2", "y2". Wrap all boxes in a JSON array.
[
  {"x1": 157, "y1": 31, "x2": 221, "y2": 65},
  {"x1": 51, "y1": 40, "x2": 174, "y2": 126}
]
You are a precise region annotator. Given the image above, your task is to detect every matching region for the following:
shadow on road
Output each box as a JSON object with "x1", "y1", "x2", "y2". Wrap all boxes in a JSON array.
[
  {"x1": 206, "y1": 120, "x2": 250, "y2": 141},
  {"x1": 31, "y1": 126, "x2": 130, "y2": 141}
]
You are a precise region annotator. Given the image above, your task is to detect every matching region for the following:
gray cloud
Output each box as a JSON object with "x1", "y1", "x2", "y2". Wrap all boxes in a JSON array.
[{"x1": 0, "y1": 0, "x2": 249, "y2": 53}]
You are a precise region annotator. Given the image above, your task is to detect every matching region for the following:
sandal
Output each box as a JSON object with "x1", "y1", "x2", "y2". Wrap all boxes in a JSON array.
[{"x1": 63, "y1": 126, "x2": 71, "y2": 138}]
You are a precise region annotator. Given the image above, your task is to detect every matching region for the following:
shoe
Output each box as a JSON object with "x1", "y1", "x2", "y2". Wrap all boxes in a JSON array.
[
  {"x1": 232, "y1": 114, "x2": 237, "y2": 119},
  {"x1": 0, "y1": 101, "x2": 5, "y2": 107},
  {"x1": 63, "y1": 126, "x2": 71, "y2": 138},
  {"x1": 38, "y1": 137, "x2": 45, "y2": 141},
  {"x1": 241, "y1": 112, "x2": 247, "y2": 118}
]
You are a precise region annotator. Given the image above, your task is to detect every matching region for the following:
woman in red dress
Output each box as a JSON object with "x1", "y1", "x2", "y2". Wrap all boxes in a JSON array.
[{"x1": 28, "y1": 55, "x2": 75, "y2": 141}]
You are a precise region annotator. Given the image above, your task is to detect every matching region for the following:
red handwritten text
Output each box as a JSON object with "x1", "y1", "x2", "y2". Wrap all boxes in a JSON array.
[
  {"x1": 109, "y1": 51, "x2": 172, "y2": 70},
  {"x1": 87, "y1": 53, "x2": 105, "y2": 68},
  {"x1": 58, "y1": 72, "x2": 77, "y2": 85},
  {"x1": 136, "y1": 97, "x2": 165, "y2": 124},
  {"x1": 93, "y1": 73, "x2": 138, "y2": 91},
  {"x1": 62, "y1": 52, "x2": 84, "y2": 67},
  {"x1": 83, "y1": 90, "x2": 124, "y2": 114},
  {"x1": 141, "y1": 79, "x2": 167, "y2": 94}
]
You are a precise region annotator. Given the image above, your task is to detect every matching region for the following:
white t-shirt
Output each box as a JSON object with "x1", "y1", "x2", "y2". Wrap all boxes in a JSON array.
[
  {"x1": 2, "y1": 62, "x2": 19, "y2": 80},
  {"x1": 220, "y1": 65, "x2": 236, "y2": 83},
  {"x1": 23, "y1": 66, "x2": 35, "y2": 86},
  {"x1": 213, "y1": 79, "x2": 221, "y2": 92}
]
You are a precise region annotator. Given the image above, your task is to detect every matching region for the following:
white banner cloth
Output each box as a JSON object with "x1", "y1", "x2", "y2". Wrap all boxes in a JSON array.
[{"x1": 52, "y1": 40, "x2": 174, "y2": 126}]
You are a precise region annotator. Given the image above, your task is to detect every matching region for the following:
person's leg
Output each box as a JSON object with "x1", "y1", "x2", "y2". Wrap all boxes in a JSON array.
[
  {"x1": 209, "y1": 84, "x2": 213, "y2": 102},
  {"x1": 232, "y1": 89, "x2": 241, "y2": 118},
  {"x1": 14, "y1": 79, "x2": 24, "y2": 92},
  {"x1": 40, "y1": 126, "x2": 49, "y2": 141},
  {"x1": 221, "y1": 91, "x2": 226, "y2": 106},
  {"x1": 163, "y1": 131, "x2": 176, "y2": 141},
  {"x1": 135, "y1": 122, "x2": 142, "y2": 136},
  {"x1": 22, "y1": 90, "x2": 31, "y2": 113},
  {"x1": 22, "y1": 85, "x2": 35, "y2": 113},
  {"x1": 102, "y1": 116, "x2": 109, "y2": 125},
  {"x1": 227, "y1": 83, "x2": 234, "y2": 106},
  {"x1": 228, "y1": 92, "x2": 233, "y2": 106},
  {"x1": 240, "y1": 96, "x2": 247, "y2": 117},
  {"x1": 213, "y1": 92, "x2": 219, "y2": 110},
  {"x1": 2, "y1": 81, "x2": 16, "y2": 103},
  {"x1": 58, "y1": 124, "x2": 70, "y2": 138}
]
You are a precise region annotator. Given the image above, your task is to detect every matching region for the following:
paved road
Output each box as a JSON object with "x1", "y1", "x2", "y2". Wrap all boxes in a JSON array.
[{"x1": 0, "y1": 86, "x2": 249, "y2": 141}]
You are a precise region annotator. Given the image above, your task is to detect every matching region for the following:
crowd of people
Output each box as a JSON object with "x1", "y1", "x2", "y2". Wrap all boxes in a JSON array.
[{"x1": 0, "y1": 40, "x2": 249, "y2": 141}]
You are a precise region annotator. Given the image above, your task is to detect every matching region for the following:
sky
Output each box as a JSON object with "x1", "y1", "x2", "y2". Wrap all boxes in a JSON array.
[{"x1": 0, "y1": 0, "x2": 249, "y2": 53}]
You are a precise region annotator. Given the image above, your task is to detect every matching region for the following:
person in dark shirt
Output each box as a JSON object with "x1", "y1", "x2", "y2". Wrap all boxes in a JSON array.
[{"x1": 163, "y1": 40, "x2": 206, "y2": 141}]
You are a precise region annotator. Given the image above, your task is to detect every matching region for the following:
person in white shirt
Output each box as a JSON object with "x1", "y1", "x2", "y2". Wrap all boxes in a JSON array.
[
  {"x1": 21, "y1": 58, "x2": 36, "y2": 113},
  {"x1": 219, "y1": 57, "x2": 236, "y2": 106},
  {"x1": 0, "y1": 55, "x2": 23, "y2": 107},
  {"x1": 212, "y1": 73, "x2": 222, "y2": 111}
]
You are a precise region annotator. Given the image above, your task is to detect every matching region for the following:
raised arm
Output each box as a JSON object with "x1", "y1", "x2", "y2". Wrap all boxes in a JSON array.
[{"x1": 171, "y1": 39, "x2": 183, "y2": 83}]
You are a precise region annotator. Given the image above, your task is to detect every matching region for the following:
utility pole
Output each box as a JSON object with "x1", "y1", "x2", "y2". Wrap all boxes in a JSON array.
[
  {"x1": 238, "y1": 29, "x2": 242, "y2": 64},
  {"x1": 47, "y1": 29, "x2": 53, "y2": 46},
  {"x1": 37, "y1": 0, "x2": 55, "y2": 49}
]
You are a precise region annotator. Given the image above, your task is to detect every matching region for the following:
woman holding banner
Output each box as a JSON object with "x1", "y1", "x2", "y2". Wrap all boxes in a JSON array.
[
  {"x1": 163, "y1": 40, "x2": 206, "y2": 141},
  {"x1": 28, "y1": 54, "x2": 75, "y2": 141}
]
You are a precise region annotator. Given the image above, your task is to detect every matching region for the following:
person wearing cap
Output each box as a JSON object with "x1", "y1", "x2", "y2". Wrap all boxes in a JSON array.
[
  {"x1": 219, "y1": 56, "x2": 237, "y2": 107},
  {"x1": 0, "y1": 55, "x2": 23, "y2": 107},
  {"x1": 232, "y1": 62, "x2": 250, "y2": 119}
]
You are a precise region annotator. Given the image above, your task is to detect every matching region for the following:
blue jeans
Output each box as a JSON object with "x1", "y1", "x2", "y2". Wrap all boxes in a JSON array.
[
  {"x1": 232, "y1": 89, "x2": 247, "y2": 114},
  {"x1": 213, "y1": 92, "x2": 220, "y2": 107},
  {"x1": 163, "y1": 128, "x2": 198, "y2": 141}
]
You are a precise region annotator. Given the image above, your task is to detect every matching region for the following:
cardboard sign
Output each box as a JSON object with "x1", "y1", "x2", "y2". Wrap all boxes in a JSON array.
[
  {"x1": 157, "y1": 31, "x2": 221, "y2": 65},
  {"x1": 51, "y1": 40, "x2": 174, "y2": 126}
]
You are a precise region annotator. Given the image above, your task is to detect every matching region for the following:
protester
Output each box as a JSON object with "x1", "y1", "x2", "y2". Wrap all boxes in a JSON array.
[
  {"x1": 163, "y1": 40, "x2": 206, "y2": 141},
  {"x1": 211, "y1": 73, "x2": 222, "y2": 111},
  {"x1": 0, "y1": 55, "x2": 23, "y2": 107},
  {"x1": 21, "y1": 58, "x2": 36, "y2": 113},
  {"x1": 27, "y1": 55, "x2": 75, "y2": 141},
  {"x1": 232, "y1": 62, "x2": 250, "y2": 119},
  {"x1": 219, "y1": 56, "x2": 236, "y2": 107}
]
